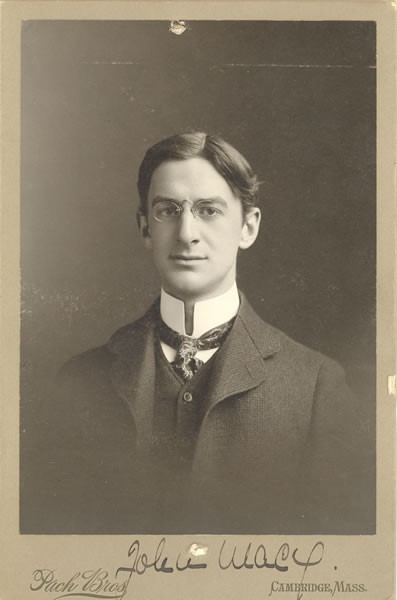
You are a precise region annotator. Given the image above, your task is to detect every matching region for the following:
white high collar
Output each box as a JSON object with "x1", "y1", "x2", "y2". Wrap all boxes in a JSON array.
[{"x1": 160, "y1": 283, "x2": 240, "y2": 337}]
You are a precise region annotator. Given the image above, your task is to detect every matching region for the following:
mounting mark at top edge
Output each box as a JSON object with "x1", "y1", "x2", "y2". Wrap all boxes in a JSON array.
[{"x1": 169, "y1": 20, "x2": 188, "y2": 36}]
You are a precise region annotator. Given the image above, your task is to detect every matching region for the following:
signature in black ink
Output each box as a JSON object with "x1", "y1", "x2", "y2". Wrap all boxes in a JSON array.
[
  {"x1": 219, "y1": 539, "x2": 324, "y2": 600},
  {"x1": 29, "y1": 537, "x2": 324, "y2": 600},
  {"x1": 116, "y1": 536, "x2": 207, "y2": 590}
]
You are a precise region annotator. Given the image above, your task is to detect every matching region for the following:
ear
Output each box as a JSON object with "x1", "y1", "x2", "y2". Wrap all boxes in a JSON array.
[
  {"x1": 239, "y1": 207, "x2": 261, "y2": 250},
  {"x1": 136, "y1": 211, "x2": 152, "y2": 249}
]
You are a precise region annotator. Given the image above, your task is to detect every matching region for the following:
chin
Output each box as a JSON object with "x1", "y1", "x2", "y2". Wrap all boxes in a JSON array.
[
  {"x1": 167, "y1": 284, "x2": 207, "y2": 302},
  {"x1": 163, "y1": 276, "x2": 214, "y2": 302}
]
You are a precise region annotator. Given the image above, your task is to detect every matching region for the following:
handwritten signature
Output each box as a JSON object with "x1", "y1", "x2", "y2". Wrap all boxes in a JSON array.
[{"x1": 30, "y1": 537, "x2": 324, "y2": 600}]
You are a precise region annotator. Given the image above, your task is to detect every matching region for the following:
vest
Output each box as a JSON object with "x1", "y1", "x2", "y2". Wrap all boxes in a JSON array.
[{"x1": 147, "y1": 339, "x2": 216, "y2": 530}]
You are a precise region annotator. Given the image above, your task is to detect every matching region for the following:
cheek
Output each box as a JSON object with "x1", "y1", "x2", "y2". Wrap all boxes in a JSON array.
[
  {"x1": 213, "y1": 222, "x2": 244, "y2": 248},
  {"x1": 150, "y1": 229, "x2": 172, "y2": 251}
]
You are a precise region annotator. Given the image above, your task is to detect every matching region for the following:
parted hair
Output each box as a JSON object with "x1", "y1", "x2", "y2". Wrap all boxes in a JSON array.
[{"x1": 137, "y1": 132, "x2": 259, "y2": 216}]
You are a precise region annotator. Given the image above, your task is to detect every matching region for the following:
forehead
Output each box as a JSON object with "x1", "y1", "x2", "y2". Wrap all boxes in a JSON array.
[{"x1": 148, "y1": 157, "x2": 238, "y2": 203}]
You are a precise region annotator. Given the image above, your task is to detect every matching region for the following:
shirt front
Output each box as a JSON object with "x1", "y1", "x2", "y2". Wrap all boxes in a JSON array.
[{"x1": 159, "y1": 282, "x2": 240, "y2": 363}]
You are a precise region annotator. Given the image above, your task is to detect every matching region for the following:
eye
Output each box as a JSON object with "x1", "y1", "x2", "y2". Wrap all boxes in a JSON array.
[
  {"x1": 155, "y1": 202, "x2": 181, "y2": 219},
  {"x1": 196, "y1": 204, "x2": 222, "y2": 218},
  {"x1": 162, "y1": 206, "x2": 178, "y2": 216}
]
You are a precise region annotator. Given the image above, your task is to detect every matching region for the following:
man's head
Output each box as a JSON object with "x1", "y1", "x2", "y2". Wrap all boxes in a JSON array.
[
  {"x1": 137, "y1": 132, "x2": 261, "y2": 302},
  {"x1": 137, "y1": 132, "x2": 259, "y2": 218}
]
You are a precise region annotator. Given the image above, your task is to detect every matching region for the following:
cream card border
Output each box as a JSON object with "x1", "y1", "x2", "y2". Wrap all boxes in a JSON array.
[{"x1": 1, "y1": 2, "x2": 395, "y2": 599}]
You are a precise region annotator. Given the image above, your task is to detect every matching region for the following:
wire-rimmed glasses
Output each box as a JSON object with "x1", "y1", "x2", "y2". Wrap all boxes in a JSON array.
[{"x1": 152, "y1": 200, "x2": 225, "y2": 223}]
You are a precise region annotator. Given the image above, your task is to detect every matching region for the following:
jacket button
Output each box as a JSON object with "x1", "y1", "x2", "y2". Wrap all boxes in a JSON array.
[{"x1": 183, "y1": 392, "x2": 193, "y2": 403}]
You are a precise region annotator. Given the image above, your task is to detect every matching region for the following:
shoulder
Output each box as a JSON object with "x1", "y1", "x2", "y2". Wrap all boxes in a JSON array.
[
  {"x1": 273, "y1": 325, "x2": 343, "y2": 379},
  {"x1": 236, "y1": 294, "x2": 353, "y2": 411},
  {"x1": 268, "y1": 324, "x2": 346, "y2": 400},
  {"x1": 51, "y1": 307, "x2": 156, "y2": 425},
  {"x1": 238, "y1": 293, "x2": 341, "y2": 380},
  {"x1": 58, "y1": 301, "x2": 158, "y2": 381}
]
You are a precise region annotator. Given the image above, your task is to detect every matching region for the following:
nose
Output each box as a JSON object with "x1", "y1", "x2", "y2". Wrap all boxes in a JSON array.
[{"x1": 176, "y1": 206, "x2": 200, "y2": 245}]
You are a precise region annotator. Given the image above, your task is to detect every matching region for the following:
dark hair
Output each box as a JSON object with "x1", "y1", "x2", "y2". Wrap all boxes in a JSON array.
[{"x1": 137, "y1": 132, "x2": 259, "y2": 216}]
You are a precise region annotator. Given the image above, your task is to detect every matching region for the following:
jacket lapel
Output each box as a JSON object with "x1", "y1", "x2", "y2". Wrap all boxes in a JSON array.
[
  {"x1": 191, "y1": 295, "x2": 282, "y2": 483},
  {"x1": 203, "y1": 293, "x2": 281, "y2": 414}
]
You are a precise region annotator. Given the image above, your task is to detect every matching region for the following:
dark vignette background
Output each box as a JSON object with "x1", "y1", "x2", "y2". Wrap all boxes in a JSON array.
[{"x1": 20, "y1": 20, "x2": 376, "y2": 532}]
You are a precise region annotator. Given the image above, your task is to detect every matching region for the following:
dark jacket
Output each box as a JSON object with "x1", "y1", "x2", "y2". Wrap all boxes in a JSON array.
[{"x1": 29, "y1": 294, "x2": 372, "y2": 534}]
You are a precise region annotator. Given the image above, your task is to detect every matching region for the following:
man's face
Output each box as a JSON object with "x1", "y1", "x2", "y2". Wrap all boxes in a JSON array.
[{"x1": 141, "y1": 157, "x2": 260, "y2": 302}]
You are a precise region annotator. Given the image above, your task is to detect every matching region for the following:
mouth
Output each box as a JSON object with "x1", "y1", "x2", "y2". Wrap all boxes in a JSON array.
[{"x1": 169, "y1": 254, "x2": 207, "y2": 263}]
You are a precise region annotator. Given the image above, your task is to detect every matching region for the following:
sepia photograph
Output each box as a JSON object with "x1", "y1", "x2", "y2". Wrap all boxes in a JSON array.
[
  {"x1": 1, "y1": 1, "x2": 396, "y2": 598},
  {"x1": 19, "y1": 19, "x2": 377, "y2": 536}
]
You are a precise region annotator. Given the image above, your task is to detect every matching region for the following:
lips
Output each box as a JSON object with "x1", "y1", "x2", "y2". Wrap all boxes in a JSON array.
[{"x1": 170, "y1": 254, "x2": 207, "y2": 261}]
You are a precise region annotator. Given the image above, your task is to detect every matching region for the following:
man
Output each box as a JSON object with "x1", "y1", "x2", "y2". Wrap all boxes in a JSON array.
[{"x1": 35, "y1": 132, "x2": 370, "y2": 534}]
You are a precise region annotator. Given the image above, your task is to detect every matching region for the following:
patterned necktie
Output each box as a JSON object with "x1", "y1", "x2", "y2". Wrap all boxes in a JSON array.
[{"x1": 158, "y1": 317, "x2": 235, "y2": 381}]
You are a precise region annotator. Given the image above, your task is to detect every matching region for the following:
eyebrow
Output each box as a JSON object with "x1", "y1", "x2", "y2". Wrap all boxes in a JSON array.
[{"x1": 151, "y1": 195, "x2": 228, "y2": 207}]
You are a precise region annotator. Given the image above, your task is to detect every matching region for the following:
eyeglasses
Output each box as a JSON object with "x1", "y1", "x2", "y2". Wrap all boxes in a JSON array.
[{"x1": 152, "y1": 200, "x2": 225, "y2": 223}]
